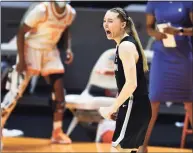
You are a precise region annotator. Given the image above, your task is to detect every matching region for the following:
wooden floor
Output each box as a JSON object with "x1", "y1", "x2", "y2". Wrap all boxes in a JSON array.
[{"x1": 2, "y1": 137, "x2": 192, "y2": 152}]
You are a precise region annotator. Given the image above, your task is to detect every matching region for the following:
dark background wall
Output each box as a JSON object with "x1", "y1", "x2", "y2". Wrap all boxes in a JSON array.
[{"x1": 1, "y1": 2, "x2": 150, "y2": 93}]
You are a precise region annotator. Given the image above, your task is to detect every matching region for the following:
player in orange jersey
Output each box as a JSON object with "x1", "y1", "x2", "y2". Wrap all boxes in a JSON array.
[{"x1": 1, "y1": 1, "x2": 76, "y2": 147}]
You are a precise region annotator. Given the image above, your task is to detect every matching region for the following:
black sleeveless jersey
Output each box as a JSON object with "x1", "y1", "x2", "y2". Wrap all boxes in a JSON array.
[{"x1": 114, "y1": 36, "x2": 148, "y2": 96}]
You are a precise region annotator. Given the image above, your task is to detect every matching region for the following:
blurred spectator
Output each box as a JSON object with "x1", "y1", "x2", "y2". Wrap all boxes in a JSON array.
[{"x1": 143, "y1": 1, "x2": 193, "y2": 152}]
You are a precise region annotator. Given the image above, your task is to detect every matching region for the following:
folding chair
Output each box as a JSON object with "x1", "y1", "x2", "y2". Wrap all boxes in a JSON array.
[{"x1": 65, "y1": 48, "x2": 117, "y2": 137}]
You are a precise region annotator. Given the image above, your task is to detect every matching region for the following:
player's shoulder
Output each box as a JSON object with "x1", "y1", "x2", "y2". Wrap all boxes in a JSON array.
[
  {"x1": 35, "y1": 2, "x2": 48, "y2": 13},
  {"x1": 118, "y1": 41, "x2": 137, "y2": 58},
  {"x1": 119, "y1": 41, "x2": 136, "y2": 52},
  {"x1": 66, "y1": 3, "x2": 76, "y2": 15}
]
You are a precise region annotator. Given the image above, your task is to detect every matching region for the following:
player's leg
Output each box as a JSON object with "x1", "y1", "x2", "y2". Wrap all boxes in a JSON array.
[
  {"x1": 42, "y1": 49, "x2": 71, "y2": 144},
  {"x1": 184, "y1": 102, "x2": 193, "y2": 127},
  {"x1": 142, "y1": 102, "x2": 160, "y2": 152},
  {"x1": 48, "y1": 73, "x2": 71, "y2": 144}
]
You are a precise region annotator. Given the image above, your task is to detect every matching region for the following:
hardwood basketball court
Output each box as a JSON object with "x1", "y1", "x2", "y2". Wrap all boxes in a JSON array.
[{"x1": 2, "y1": 137, "x2": 192, "y2": 152}]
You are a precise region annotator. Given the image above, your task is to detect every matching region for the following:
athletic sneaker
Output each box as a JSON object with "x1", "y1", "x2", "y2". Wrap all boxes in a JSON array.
[
  {"x1": 51, "y1": 128, "x2": 72, "y2": 144},
  {"x1": 2, "y1": 128, "x2": 24, "y2": 137}
]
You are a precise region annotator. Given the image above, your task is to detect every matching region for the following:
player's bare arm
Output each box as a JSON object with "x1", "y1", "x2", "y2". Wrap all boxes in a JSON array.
[
  {"x1": 16, "y1": 4, "x2": 47, "y2": 73},
  {"x1": 112, "y1": 41, "x2": 138, "y2": 110},
  {"x1": 64, "y1": 8, "x2": 76, "y2": 64},
  {"x1": 16, "y1": 24, "x2": 32, "y2": 73}
]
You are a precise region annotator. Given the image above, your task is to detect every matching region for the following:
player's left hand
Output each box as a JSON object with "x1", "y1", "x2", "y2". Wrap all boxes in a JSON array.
[
  {"x1": 99, "y1": 106, "x2": 118, "y2": 120},
  {"x1": 65, "y1": 48, "x2": 74, "y2": 64}
]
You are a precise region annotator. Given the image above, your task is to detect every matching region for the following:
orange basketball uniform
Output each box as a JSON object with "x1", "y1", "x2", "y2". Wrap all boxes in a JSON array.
[{"x1": 23, "y1": 2, "x2": 76, "y2": 76}]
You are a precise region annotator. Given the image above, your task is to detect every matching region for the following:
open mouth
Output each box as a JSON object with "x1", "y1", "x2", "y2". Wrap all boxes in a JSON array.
[{"x1": 106, "y1": 30, "x2": 111, "y2": 35}]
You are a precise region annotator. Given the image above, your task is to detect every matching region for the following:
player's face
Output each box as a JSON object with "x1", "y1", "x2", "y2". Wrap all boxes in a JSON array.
[{"x1": 103, "y1": 11, "x2": 125, "y2": 40}]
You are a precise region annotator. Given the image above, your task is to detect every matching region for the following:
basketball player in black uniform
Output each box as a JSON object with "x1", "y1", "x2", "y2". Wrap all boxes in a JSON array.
[{"x1": 99, "y1": 8, "x2": 152, "y2": 152}]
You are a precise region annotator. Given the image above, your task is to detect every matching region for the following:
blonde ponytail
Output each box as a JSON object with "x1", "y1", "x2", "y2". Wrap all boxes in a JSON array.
[{"x1": 127, "y1": 17, "x2": 149, "y2": 72}]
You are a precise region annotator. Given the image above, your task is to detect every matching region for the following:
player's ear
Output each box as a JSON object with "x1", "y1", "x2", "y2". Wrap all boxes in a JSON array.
[{"x1": 121, "y1": 21, "x2": 126, "y2": 29}]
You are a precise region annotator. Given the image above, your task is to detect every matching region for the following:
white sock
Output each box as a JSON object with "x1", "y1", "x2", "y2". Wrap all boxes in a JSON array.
[{"x1": 53, "y1": 121, "x2": 62, "y2": 130}]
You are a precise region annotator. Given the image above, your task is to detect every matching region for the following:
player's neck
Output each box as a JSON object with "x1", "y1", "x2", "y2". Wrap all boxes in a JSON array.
[
  {"x1": 53, "y1": 2, "x2": 66, "y2": 14},
  {"x1": 114, "y1": 33, "x2": 129, "y2": 45}
]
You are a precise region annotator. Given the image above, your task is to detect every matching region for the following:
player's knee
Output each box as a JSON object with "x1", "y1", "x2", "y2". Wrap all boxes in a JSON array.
[
  {"x1": 55, "y1": 97, "x2": 65, "y2": 103},
  {"x1": 49, "y1": 73, "x2": 64, "y2": 85},
  {"x1": 51, "y1": 89, "x2": 65, "y2": 102}
]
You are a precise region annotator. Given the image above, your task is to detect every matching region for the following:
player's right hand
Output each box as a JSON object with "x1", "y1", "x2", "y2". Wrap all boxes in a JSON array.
[
  {"x1": 110, "y1": 112, "x2": 118, "y2": 121},
  {"x1": 16, "y1": 61, "x2": 27, "y2": 74},
  {"x1": 154, "y1": 32, "x2": 167, "y2": 40},
  {"x1": 65, "y1": 49, "x2": 74, "y2": 65}
]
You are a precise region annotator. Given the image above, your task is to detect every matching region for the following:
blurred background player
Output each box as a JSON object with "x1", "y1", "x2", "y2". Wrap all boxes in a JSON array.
[{"x1": 1, "y1": 0, "x2": 76, "y2": 146}]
